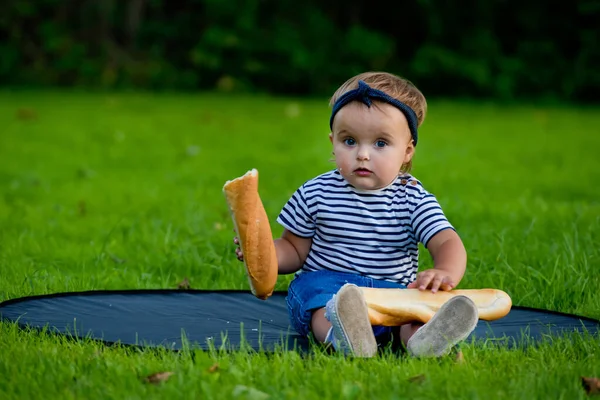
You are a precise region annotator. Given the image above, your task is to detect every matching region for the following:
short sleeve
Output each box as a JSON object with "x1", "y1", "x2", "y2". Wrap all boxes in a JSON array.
[
  {"x1": 410, "y1": 194, "x2": 454, "y2": 247},
  {"x1": 276, "y1": 186, "x2": 315, "y2": 238}
]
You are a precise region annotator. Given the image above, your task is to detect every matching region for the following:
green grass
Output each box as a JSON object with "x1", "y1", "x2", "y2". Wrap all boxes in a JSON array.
[{"x1": 1, "y1": 91, "x2": 599, "y2": 399}]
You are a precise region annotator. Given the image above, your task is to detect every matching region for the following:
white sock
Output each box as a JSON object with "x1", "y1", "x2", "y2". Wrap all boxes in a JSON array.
[{"x1": 324, "y1": 327, "x2": 338, "y2": 349}]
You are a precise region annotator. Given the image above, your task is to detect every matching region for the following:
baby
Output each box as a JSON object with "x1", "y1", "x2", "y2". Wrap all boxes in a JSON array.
[{"x1": 234, "y1": 71, "x2": 478, "y2": 357}]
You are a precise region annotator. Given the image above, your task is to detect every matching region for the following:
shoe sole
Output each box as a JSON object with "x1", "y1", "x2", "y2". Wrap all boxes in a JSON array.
[
  {"x1": 407, "y1": 295, "x2": 478, "y2": 358},
  {"x1": 330, "y1": 284, "x2": 377, "y2": 357}
]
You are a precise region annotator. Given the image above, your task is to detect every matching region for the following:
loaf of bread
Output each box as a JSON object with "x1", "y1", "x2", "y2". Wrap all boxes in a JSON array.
[
  {"x1": 361, "y1": 287, "x2": 512, "y2": 325},
  {"x1": 223, "y1": 169, "x2": 278, "y2": 299}
]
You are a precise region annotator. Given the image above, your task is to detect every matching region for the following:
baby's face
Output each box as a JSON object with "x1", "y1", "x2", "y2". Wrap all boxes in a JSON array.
[{"x1": 330, "y1": 101, "x2": 414, "y2": 191}]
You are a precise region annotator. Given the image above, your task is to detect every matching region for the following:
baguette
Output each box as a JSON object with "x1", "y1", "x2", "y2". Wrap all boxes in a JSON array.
[
  {"x1": 223, "y1": 169, "x2": 278, "y2": 300},
  {"x1": 361, "y1": 287, "x2": 512, "y2": 326}
]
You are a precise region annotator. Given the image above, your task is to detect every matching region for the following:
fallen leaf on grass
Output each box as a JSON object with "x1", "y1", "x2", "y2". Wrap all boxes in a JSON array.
[
  {"x1": 78, "y1": 200, "x2": 87, "y2": 216},
  {"x1": 144, "y1": 371, "x2": 174, "y2": 384},
  {"x1": 200, "y1": 112, "x2": 213, "y2": 124},
  {"x1": 177, "y1": 278, "x2": 191, "y2": 289},
  {"x1": 16, "y1": 108, "x2": 38, "y2": 120},
  {"x1": 408, "y1": 374, "x2": 426, "y2": 384},
  {"x1": 207, "y1": 363, "x2": 219, "y2": 373},
  {"x1": 582, "y1": 377, "x2": 600, "y2": 395},
  {"x1": 455, "y1": 350, "x2": 465, "y2": 363}
]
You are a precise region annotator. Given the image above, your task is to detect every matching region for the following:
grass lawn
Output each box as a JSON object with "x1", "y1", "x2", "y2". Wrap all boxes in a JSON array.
[{"x1": 1, "y1": 90, "x2": 599, "y2": 399}]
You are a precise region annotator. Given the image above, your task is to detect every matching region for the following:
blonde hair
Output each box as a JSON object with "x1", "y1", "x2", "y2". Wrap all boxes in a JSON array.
[{"x1": 329, "y1": 71, "x2": 427, "y2": 173}]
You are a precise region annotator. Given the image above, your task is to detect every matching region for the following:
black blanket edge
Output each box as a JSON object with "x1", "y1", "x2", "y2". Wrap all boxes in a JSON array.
[{"x1": 1, "y1": 288, "x2": 599, "y2": 324}]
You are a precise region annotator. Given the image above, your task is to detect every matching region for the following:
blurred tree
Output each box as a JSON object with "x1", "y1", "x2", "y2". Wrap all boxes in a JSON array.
[{"x1": 0, "y1": 0, "x2": 597, "y2": 101}]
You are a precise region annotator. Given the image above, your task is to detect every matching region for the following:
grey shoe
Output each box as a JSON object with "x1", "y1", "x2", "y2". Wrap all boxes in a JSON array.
[
  {"x1": 325, "y1": 283, "x2": 377, "y2": 357},
  {"x1": 407, "y1": 295, "x2": 479, "y2": 358}
]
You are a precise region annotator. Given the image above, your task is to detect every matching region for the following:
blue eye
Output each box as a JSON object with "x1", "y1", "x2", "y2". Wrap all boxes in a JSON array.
[
  {"x1": 375, "y1": 140, "x2": 387, "y2": 148},
  {"x1": 344, "y1": 138, "x2": 356, "y2": 146}
]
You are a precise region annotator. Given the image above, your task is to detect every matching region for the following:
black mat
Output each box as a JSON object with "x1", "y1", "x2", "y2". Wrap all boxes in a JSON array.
[{"x1": 1, "y1": 290, "x2": 599, "y2": 352}]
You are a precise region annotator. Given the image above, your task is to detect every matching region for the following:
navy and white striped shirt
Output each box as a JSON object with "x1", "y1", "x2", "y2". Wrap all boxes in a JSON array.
[{"x1": 276, "y1": 170, "x2": 454, "y2": 285}]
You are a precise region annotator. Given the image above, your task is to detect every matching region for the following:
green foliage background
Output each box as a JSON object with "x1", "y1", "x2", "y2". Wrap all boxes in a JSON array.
[{"x1": 2, "y1": 0, "x2": 599, "y2": 101}]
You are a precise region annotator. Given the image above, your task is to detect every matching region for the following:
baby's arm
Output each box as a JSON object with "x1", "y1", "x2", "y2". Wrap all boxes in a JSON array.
[
  {"x1": 407, "y1": 229, "x2": 467, "y2": 293},
  {"x1": 275, "y1": 229, "x2": 312, "y2": 274},
  {"x1": 234, "y1": 229, "x2": 312, "y2": 275}
]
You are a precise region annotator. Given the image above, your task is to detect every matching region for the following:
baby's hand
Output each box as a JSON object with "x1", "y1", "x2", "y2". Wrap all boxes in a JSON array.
[
  {"x1": 233, "y1": 236, "x2": 244, "y2": 262},
  {"x1": 407, "y1": 269, "x2": 455, "y2": 293}
]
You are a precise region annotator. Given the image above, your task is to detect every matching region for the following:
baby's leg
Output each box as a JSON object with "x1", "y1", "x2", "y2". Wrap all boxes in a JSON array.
[
  {"x1": 310, "y1": 308, "x2": 331, "y2": 343},
  {"x1": 400, "y1": 322, "x2": 423, "y2": 345}
]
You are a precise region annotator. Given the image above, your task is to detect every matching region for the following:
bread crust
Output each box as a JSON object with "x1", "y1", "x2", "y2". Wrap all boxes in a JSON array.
[
  {"x1": 361, "y1": 287, "x2": 512, "y2": 325},
  {"x1": 223, "y1": 169, "x2": 278, "y2": 299}
]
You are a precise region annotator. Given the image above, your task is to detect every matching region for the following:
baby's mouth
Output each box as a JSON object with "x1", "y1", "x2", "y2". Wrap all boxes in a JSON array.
[{"x1": 353, "y1": 168, "x2": 373, "y2": 176}]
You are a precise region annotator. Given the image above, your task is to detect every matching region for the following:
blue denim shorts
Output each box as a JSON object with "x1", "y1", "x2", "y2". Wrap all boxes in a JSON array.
[{"x1": 286, "y1": 269, "x2": 406, "y2": 338}]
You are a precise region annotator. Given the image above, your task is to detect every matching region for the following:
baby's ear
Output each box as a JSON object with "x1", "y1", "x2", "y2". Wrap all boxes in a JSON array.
[
  {"x1": 404, "y1": 141, "x2": 415, "y2": 162},
  {"x1": 329, "y1": 133, "x2": 333, "y2": 144}
]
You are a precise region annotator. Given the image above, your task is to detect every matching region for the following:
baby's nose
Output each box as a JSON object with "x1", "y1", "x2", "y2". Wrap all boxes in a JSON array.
[{"x1": 357, "y1": 147, "x2": 370, "y2": 160}]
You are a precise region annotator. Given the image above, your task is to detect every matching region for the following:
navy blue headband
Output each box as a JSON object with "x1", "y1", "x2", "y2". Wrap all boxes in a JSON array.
[{"x1": 329, "y1": 80, "x2": 419, "y2": 146}]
